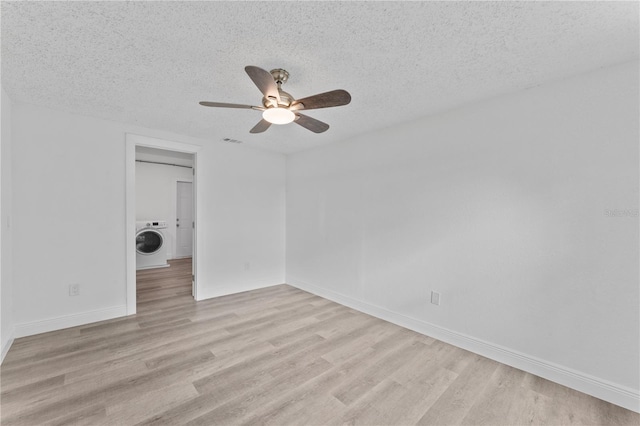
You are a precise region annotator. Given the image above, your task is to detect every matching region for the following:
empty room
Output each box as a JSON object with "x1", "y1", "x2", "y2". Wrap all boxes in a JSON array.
[{"x1": 0, "y1": 1, "x2": 638, "y2": 425}]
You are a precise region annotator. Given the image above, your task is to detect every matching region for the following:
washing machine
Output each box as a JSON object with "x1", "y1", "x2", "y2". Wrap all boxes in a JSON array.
[{"x1": 135, "y1": 220, "x2": 170, "y2": 270}]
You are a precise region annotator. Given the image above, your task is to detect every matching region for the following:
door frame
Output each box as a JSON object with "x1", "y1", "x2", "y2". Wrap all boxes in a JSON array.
[{"x1": 125, "y1": 133, "x2": 201, "y2": 315}]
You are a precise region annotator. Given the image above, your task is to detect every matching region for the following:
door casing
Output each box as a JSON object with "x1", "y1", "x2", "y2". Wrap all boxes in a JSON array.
[{"x1": 125, "y1": 133, "x2": 201, "y2": 315}]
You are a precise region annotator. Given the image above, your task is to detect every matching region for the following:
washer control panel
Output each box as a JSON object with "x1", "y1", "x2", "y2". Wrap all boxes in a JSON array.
[{"x1": 141, "y1": 221, "x2": 167, "y2": 229}]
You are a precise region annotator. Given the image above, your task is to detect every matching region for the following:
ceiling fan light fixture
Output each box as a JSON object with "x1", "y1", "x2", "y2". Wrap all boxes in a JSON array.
[
  {"x1": 262, "y1": 107, "x2": 295, "y2": 125},
  {"x1": 200, "y1": 66, "x2": 350, "y2": 133}
]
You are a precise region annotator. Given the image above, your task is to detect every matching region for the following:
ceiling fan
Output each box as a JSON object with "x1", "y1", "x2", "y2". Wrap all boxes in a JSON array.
[{"x1": 199, "y1": 66, "x2": 351, "y2": 134}]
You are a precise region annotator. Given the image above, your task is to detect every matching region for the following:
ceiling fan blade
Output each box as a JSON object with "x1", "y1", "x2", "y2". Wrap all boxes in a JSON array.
[
  {"x1": 245, "y1": 66, "x2": 281, "y2": 106},
  {"x1": 199, "y1": 101, "x2": 264, "y2": 110},
  {"x1": 289, "y1": 89, "x2": 351, "y2": 111},
  {"x1": 294, "y1": 113, "x2": 330, "y2": 133},
  {"x1": 250, "y1": 119, "x2": 272, "y2": 134}
]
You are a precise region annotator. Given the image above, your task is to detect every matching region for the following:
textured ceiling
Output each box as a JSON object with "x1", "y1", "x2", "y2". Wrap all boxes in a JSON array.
[{"x1": 2, "y1": 1, "x2": 638, "y2": 154}]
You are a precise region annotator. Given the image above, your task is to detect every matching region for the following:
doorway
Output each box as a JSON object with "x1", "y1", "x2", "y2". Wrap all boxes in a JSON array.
[{"x1": 125, "y1": 134, "x2": 201, "y2": 315}]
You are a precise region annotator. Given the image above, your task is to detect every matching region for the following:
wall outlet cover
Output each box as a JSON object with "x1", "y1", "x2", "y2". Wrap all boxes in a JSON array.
[{"x1": 69, "y1": 284, "x2": 80, "y2": 296}]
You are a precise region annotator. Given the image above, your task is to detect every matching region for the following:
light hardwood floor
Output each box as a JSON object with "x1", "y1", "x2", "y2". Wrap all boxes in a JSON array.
[{"x1": 1, "y1": 258, "x2": 638, "y2": 425}]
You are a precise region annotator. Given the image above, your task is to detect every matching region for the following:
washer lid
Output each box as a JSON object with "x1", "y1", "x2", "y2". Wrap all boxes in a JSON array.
[{"x1": 136, "y1": 229, "x2": 163, "y2": 254}]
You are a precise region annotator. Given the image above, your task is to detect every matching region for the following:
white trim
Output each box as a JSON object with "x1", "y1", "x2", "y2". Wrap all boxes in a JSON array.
[
  {"x1": 13, "y1": 305, "x2": 127, "y2": 338},
  {"x1": 287, "y1": 277, "x2": 640, "y2": 413},
  {"x1": 136, "y1": 264, "x2": 170, "y2": 271},
  {"x1": 1, "y1": 327, "x2": 15, "y2": 364},
  {"x1": 126, "y1": 133, "x2": 201, "y2": 314},
  {"x1": 196, "y1": 280, "x2": 285, "y2": 302}
]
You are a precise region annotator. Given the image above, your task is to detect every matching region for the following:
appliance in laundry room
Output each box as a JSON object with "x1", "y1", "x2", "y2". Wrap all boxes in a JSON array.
[{"x1": 135, "y1": 220, "x2": 169, "y2": 270}]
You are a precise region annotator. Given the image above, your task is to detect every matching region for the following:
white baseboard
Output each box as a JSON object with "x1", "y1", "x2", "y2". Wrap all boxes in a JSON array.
[
  {"x1": 136, "y1": 263, "x2": 170, "y2": 271},
  {"x1": 13, "y1": 305, "x2": 128, "y2": 338},
  {"x1": 196, "y1": 280, "x2": 285, "y2": 301},
  {"x1": 1, "y1": 327, "x2": 15, "y2": 364},
  {"x1": 288, "y1": 278, "x2": 640, "y2": 413}
]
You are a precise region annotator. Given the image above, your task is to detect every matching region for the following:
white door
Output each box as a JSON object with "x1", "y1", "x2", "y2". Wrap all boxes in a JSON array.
[{"x1": 175, "y1": 181, "x2": 193, "y2": 258}]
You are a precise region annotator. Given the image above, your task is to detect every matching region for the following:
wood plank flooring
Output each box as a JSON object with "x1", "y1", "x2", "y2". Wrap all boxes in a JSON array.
[{"x1": 1, "y1": 258, "x2": 638, "y2": 425}]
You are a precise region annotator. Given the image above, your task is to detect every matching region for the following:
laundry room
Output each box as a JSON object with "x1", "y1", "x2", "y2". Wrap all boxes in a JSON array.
[{"x1": 135, "y1": 146, "x2": 195, "y2": 305}]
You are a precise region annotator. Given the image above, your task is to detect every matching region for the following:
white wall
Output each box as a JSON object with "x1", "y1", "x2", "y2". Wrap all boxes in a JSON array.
[
  {"x1": 286, "y1": 61, "x2": 639, "y2": 409},
  {"x1": 199, "y1": 140, "x2": 286, "y2": 299},
  {"x1": 1, "y1": 86, "x2": 15, "y2": 362},
  {"x1": 4, "y1": 59, "x2": 637, "y2": 409},
  {"x1": 136, "y1": 161, "x2": 193, "y2": 260},
  {"x1": 10, "y1": 103, "x2": 286, "y2": 335}
]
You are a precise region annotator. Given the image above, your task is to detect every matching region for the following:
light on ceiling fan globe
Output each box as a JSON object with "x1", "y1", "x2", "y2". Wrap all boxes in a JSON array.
[{"x1": 262, "y1": 107, "x2": 295, "y2": 125}]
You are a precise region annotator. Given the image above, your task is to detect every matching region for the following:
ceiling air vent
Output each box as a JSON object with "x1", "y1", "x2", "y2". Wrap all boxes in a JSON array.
[{"x1": 222, "y1": 138, "x2": 243, "y2": 144}]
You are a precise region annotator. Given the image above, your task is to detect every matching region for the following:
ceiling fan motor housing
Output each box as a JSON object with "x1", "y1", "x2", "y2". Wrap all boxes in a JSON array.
[
  {"x1": 263, "y1": 90, "x2": 294, "y2": 108},
  {"x1": 261, "y1": 69, "x2": 293, "y2": 108}
]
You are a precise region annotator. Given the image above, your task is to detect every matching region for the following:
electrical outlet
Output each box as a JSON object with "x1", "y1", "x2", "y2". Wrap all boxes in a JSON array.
[
  {"x1": 69, "y1": 284, "x2": 80, "y2": 296},
  {"x1": 244, "y1": 262, "x2": 251, "y2": 271},
  {"x1": 430, "y1": 291, "x2": 440, "y2": 306}
]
